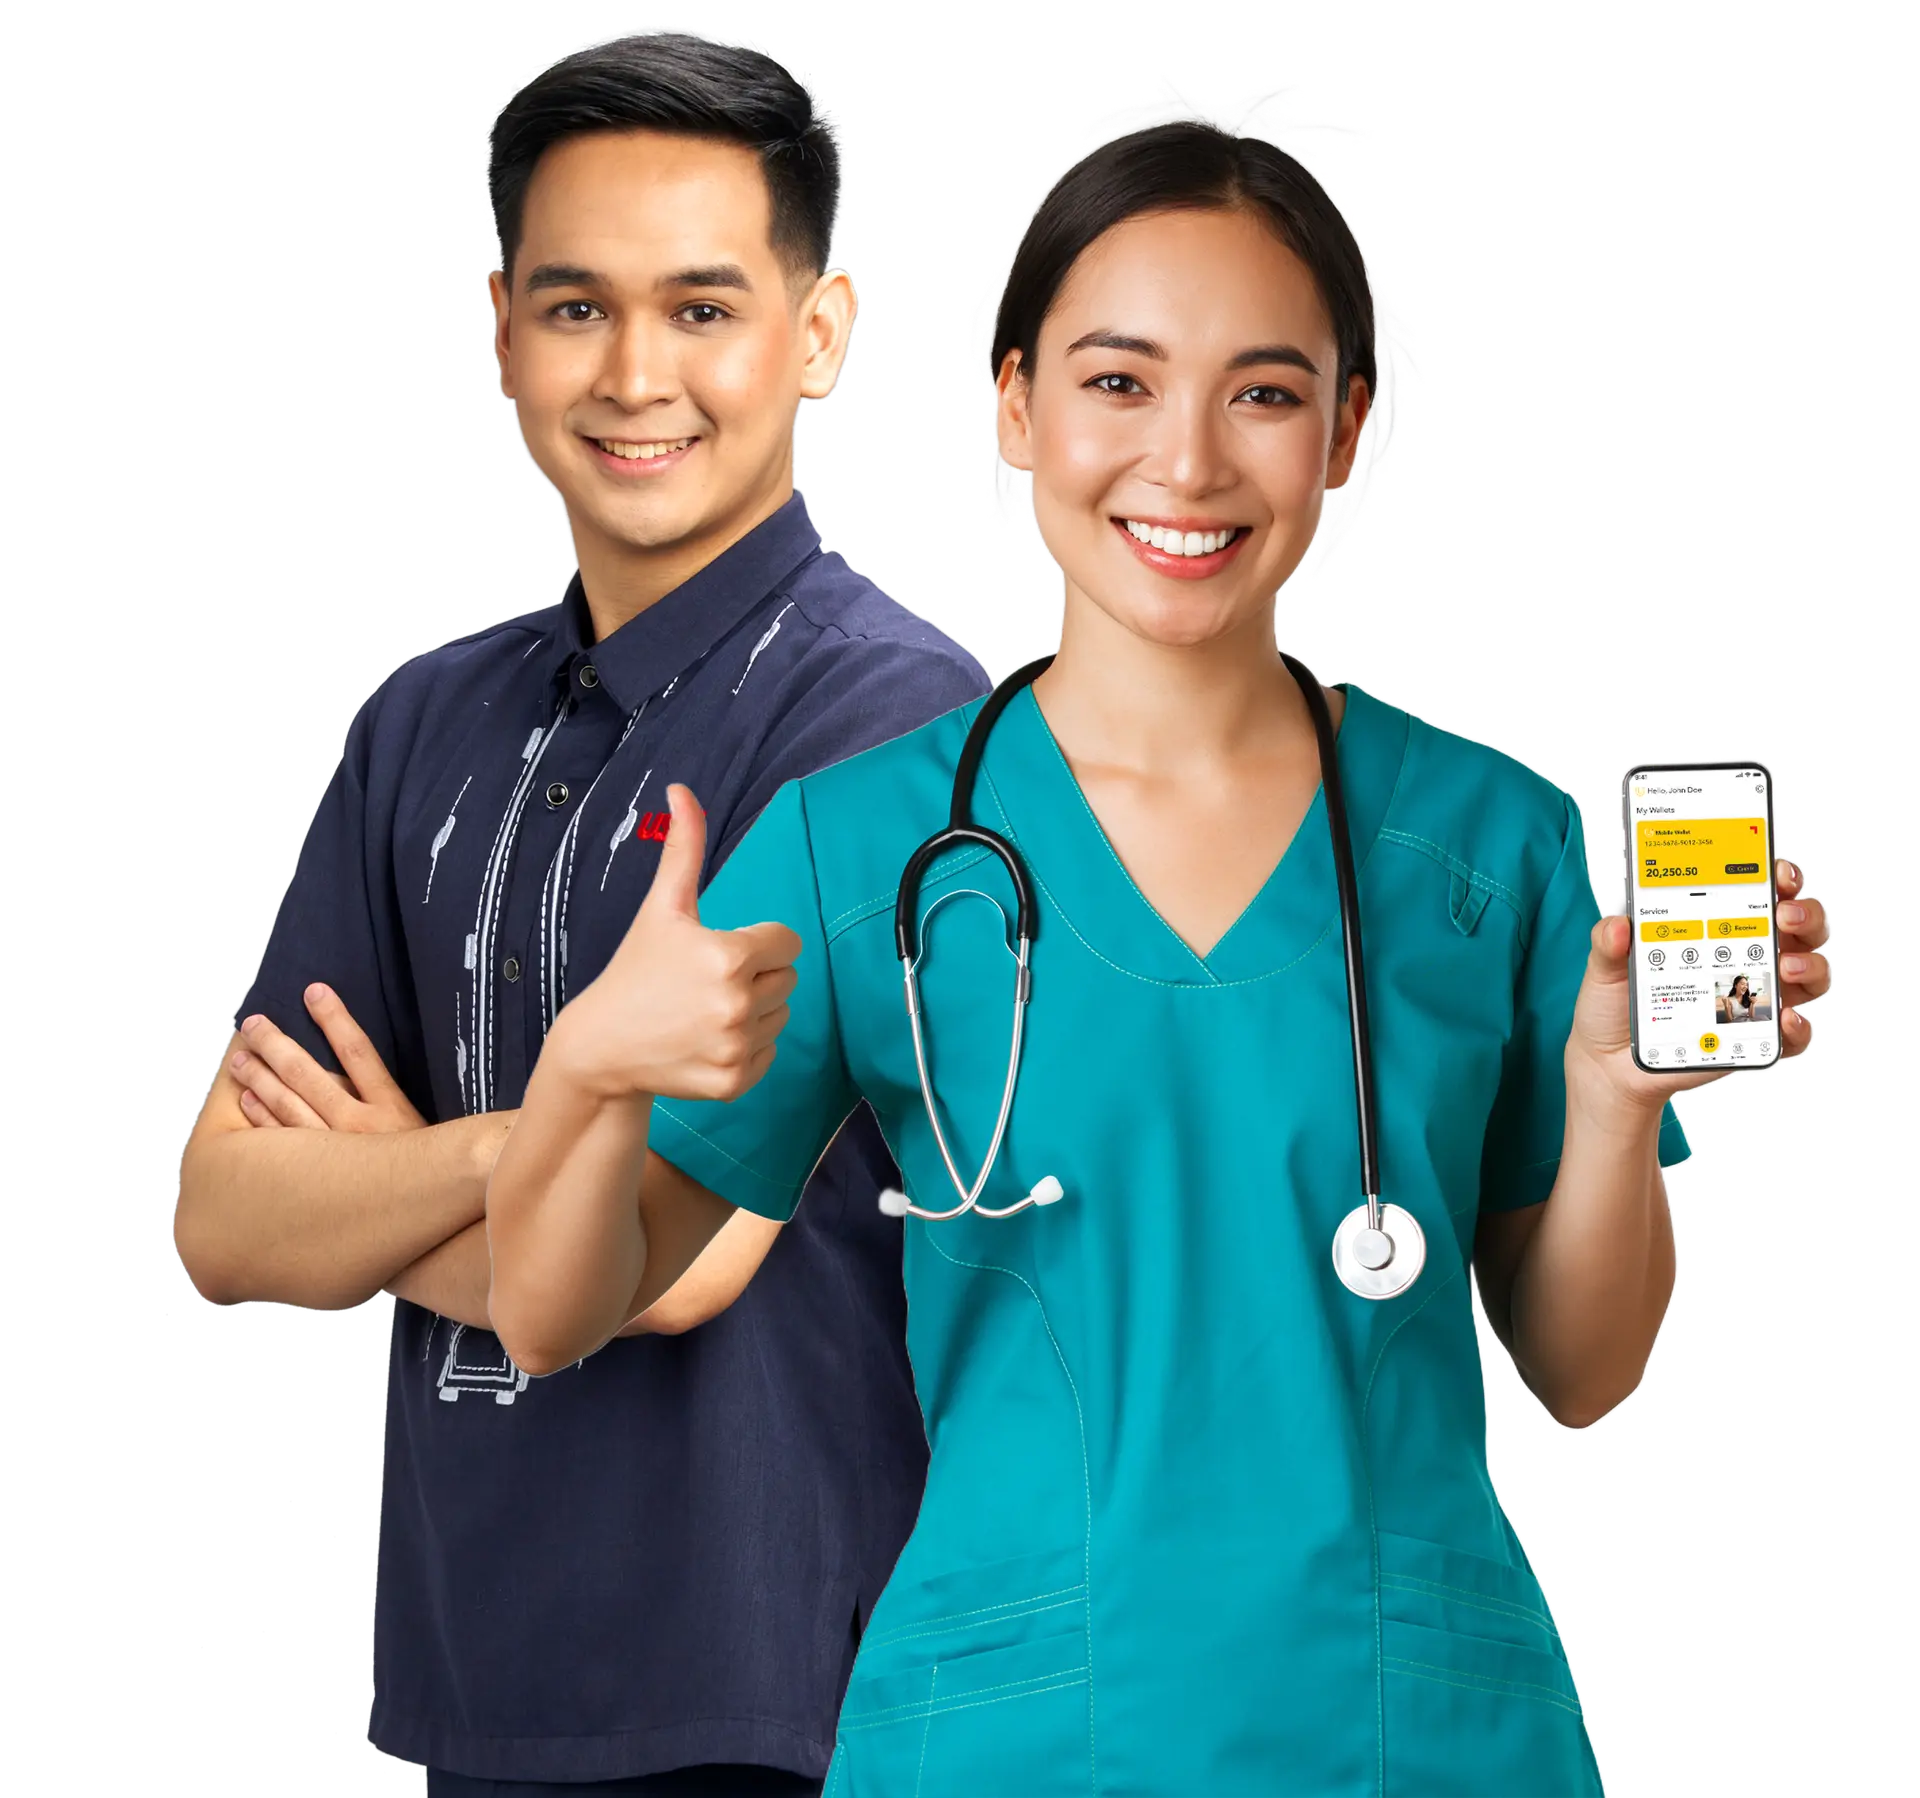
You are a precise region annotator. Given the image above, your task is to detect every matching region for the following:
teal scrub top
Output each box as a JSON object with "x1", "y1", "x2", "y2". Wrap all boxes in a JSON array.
[{"x1": 650, "y1": 681, "x2": 1690, "y2": 1798}]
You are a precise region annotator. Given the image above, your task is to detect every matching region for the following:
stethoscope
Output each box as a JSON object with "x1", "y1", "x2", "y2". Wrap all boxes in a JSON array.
[{"x1": 875, "y1": 653, "x2": 1426, "y2": 1301}]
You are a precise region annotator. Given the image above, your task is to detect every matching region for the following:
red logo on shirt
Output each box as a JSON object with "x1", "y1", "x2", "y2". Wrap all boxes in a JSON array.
[{"x1": 635, "y1": 812, "x2": 671, "y2": 843}]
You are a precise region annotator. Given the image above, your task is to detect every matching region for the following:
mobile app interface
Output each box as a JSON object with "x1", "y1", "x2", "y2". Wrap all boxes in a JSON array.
[{"x1": 1628, "y1": 767, "x2": 1777, "y2": 1069}]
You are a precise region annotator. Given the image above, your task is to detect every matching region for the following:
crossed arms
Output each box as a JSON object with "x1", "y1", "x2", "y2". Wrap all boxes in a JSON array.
[{"x1": 173, "y1": 981, "x2": 778, "y2": 1338}]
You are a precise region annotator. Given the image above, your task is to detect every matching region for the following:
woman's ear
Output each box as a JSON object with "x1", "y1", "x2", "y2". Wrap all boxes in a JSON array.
[
  {"x1": 994, "y1": 350, "x2": 1034, "y2": 471},
  {"x1": 1325, "y1": 373, "x2": 1370, "y2": 490}
]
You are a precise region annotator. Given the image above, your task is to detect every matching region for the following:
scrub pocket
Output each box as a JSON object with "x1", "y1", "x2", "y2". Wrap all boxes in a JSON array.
[
  {"x1": 829, "y1": 1544, "x2": 1093, "y2": 1798},
  {"x1": 1377, "y1": 1531, "x2": 1603, "y2": 1797}
]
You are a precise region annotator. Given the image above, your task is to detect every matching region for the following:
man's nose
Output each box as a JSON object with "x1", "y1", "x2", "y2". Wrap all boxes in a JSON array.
[{"x1": 592, "y1": 317, "x2": 679, "y2": 412}]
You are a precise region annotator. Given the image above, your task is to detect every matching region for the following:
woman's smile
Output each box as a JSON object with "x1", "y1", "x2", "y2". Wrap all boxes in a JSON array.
[{"x1": 1110, "y1": 514, "x2": 1252, "y2": 580}]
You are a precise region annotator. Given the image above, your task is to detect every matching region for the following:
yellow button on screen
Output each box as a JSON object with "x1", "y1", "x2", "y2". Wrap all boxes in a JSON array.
[
  {"x1": 1636, "y1": 817, "x2": 1769, "y2": 888},
  {"x1": 1699, "y1": 1032, "x2": 1720, "y2": 1053},
  {"x1": 1639, "y1": 919, "x2": 1704, "y2": 941},
  {"x1": 1708, "y1": 916, "x2": 1769, "y2": 938}
]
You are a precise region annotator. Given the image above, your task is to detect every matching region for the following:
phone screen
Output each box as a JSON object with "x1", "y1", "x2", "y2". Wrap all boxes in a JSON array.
[{"x1": 1623, "y1": 763, "x2": 1780, "y2": 1072}]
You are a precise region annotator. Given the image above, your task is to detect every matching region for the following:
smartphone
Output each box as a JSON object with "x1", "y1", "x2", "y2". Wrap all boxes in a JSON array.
[{"x1": 1622, "y1": 762, "x2": 1780, "y2": 1073}]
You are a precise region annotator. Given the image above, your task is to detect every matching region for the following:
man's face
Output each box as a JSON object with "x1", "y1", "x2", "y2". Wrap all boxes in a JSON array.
[{"x1": 491, "y1": 129, "x2": 831, "y2": 568}]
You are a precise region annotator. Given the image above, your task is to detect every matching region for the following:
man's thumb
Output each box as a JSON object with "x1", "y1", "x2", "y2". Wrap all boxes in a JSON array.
[{"x1": 643, "y1": 784, "x2": 708, "y2": 920}]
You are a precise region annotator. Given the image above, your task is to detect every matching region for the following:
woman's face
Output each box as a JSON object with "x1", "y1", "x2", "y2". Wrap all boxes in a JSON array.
[
  {"x1": 1732, "y1": 977, "x2": 1749, "y2": 1000},
  {"x1": 997, "y1": 206, "x2": 1368, "y2": 650}
]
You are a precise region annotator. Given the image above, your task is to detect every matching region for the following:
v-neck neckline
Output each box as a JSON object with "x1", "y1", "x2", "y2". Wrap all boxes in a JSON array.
[{"x1": 970, "y1": 679, "x2": 1408, "y2": 986}]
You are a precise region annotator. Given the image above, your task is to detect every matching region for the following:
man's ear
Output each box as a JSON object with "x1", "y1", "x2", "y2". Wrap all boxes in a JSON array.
[
  {"x1": 489, "y1": 269, "x2": 515, "y2": 398},
  {"x1": 797, "y1": 269, "x2": 857, "y2": 400},
  {"x1": 1324, "y1": 373, "x2": 1370, "y2": 491},
  {"x1": 994, "y1": 349, "x2": 1034, "y2": 471}
]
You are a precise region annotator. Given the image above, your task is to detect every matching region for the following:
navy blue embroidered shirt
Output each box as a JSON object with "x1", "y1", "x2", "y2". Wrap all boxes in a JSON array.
[{"x1": 235, "y1": 494, "x2": 990, "y2": 1782}]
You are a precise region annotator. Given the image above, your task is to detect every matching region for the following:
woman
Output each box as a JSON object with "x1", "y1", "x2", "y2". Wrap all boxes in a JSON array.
[
  {"x1": 1721, "y1": 974, "x2": 1753, "y2": 1022},
  {"x1": 488, "y1": 123, "x2": 1833, "y2": 1796}
]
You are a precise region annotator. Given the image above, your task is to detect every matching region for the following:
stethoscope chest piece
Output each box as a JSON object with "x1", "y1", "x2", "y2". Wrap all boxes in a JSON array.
[{"x1": 1331, "y1": 1203, "x2": 1426, "y2": 1300}]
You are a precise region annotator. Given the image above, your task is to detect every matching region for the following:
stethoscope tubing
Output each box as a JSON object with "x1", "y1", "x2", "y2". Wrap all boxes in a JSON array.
[
  {"x1": 885, "y1": 650, "x2": 1414, "y2": 1295},
  {"x1": 1280, "y1": 652, "x2": 1383, "y2": 1226}
]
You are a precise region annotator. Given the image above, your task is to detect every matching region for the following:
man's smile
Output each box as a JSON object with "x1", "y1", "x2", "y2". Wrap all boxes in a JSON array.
[{"x1": 584, "y1": 433, "x2": 699, "y2": 474}]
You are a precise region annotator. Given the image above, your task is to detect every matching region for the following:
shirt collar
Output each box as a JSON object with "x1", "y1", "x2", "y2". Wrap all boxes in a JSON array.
[{"x1": 548, "y1": 491, "x2": 823, "y2": 713}]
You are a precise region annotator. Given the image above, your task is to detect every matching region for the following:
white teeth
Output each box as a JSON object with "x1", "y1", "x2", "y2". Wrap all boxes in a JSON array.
[
  {"x1": 596, "y1": 436, "x2": 694, "y2": 461},
  {"x1": 1123, "y1": 521, "x2": 1238, "y2": 556}
]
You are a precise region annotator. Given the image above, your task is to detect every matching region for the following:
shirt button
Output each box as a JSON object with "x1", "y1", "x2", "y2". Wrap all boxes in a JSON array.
[
  {"x1": 546, "y1": 782, "x2": 570, "y2": 809},
  {"x1": 579, "y1": 664, "x2": 600, "y2": 689},
  {"x1": 502, "y1": 956, "x2": 522, "y2": 983}
]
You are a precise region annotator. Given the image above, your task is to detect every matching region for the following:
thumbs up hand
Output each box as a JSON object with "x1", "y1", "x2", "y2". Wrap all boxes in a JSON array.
[{"x1": 550, "y1": 784, "x2": 803, "y2": 1104}]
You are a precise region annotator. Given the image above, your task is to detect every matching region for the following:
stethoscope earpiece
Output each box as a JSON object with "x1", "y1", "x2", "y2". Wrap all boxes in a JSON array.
[{"x1": 878, "y1": 1173, "x2": 1064, "y2": 1221}]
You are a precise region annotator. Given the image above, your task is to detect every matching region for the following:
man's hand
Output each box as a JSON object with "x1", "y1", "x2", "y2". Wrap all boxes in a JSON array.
[{"x1": 231, "y1": 984, "x2": 428, "y2": 1133}]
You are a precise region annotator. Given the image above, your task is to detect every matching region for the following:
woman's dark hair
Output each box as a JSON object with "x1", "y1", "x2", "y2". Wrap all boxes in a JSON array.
[
  {"x1": 489, "y1": 33, "x2": 839, "y2": 286},
  {"x1": 1731, "y1": 975, "x2": 1750, "y2": 998},
  {"x1": 991, "y1": 122, "x2": 1375, "y2": 404}
]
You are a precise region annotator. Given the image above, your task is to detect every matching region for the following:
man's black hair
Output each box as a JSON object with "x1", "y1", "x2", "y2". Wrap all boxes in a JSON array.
[
  {"x1": 489, "y1": 33, "x2": 839, "y2": 287},
  {"x1": 992, "y1": 122, "x2": 1376, "y2": 408}
]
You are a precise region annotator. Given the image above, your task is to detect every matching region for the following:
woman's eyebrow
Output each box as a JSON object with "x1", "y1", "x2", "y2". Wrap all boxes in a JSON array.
[
  {"x1": 1063, "y1": 330, "x2": 1321, "y2": 378},
  {"x1": 1226, "y1": 343, "x2": 1321, "y2": 375},
  {"x1": 1066, "y1": 329, "x2": 1163, "y2": 358}
]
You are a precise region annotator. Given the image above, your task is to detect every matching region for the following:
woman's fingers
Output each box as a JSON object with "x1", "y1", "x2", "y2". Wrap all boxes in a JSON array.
[
  {"x1": 1777, "y1": 950, "x2": 1830, "y2": 1006},
  {"x1": 1779, "y1": 1005, "x2": 1813, "y2": 1059},
  {"x1": 1775, "y1": 891, "x2": 1828, "y2": 950},
  {"x1": 236, "y1": 1013, "x2": 349, "y2": 1126}
]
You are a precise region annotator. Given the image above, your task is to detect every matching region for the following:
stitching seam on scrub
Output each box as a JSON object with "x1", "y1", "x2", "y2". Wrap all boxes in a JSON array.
[
  {"x1": 1382, "y1": 1656, "x2": 1582, "y2": 1714},
  {"x1": 1019, "y1": 691, "x2": 1216, "y2": 978},
  {"x1": 1375, "y1": 829, "x2": 1527, "y2": 920},
  {"x1": 925, "y1": 1231, "x2": 1098, "y2": 1795},
  {"x1": 913, "y1": 1665, "x2": 935, "y2": 1798},
  {"x1": 1378, "y1": 1573, "x2": 1559, "y2": 1635},
  {"x1": 1360, "y1": 1263, "x2": 1461, "y2": 1437},
  {"x1": 862, "y1": 1588, "x2": 1088, "y2": 1649},
  {"x1": 1359, "y1": 1262, "x2": 1461, "y2": 1798},
  {"x1": 825, "y1": 844, "x2": 996, "y2": 940},
  {"x1": 978, "y1": 758, "x2": 1398, "y2": 991},
  {"x1": 648, "y1": 1106, "x2": 806, "y2": 1199},
  {"x1": 844, "y1": 1664, "x2": 1092, "y2": 1727},
  {"x1": 842, "y1": 1675, "x2": 1093, "y2": 1736}
]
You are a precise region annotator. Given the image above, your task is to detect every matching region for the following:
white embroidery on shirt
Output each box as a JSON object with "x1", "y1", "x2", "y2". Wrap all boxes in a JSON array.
[
  {"x1": 731, "y1": 601, "x2": 794, "y2": 696},
  {"x1": 435, "y1": 1323, "x2": 532, "y2": 1406},
  {"x1": 601, "y1": 767, "x2": 653, "y2": 893},
  {"x1": 465, "y1": 715, "x2": 564, "y2": 1114},
  {"x1": 540, "y1": 700, "x2": 649, "y2": 1032},
  {"x1": 423, "y1": 774, "x2": 474, "y2": 904}
]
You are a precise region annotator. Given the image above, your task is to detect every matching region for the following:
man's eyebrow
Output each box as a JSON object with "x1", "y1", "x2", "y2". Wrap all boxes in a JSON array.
[
  {"x1": 1063, "y1": 331, "x2": 1321, "y2": 378},
  {"x1": 520, "y1": 262, "x2": 757, "y2": 296},
  {"x1": 522, "y1": 263, "x2": 603, "y2": 294},
  {"x1": 657, "y1": 263, "x2": 754, "y2": 293}
]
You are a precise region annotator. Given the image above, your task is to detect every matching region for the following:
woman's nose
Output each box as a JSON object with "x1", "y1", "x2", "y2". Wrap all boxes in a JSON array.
[{"x1": 1148, "y1": 391, "x2": 1234, "y2": 497}]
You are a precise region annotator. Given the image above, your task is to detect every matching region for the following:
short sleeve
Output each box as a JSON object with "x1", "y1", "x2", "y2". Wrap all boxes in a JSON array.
[
  {"x1": 1479, "y1": 794, "x2": 1691, "y2": 1212},
  {"x1": 649, "y1": 778, "x2": 859, "y2": 1223},
  {"x1": 235, "y1": 688, "x2": 427, "y2": 1114}
]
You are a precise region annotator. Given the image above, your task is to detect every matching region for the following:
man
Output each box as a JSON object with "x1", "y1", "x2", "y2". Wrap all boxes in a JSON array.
[{"x1": 175, "y1": 33, "x2": 987, "y2": 1795}]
